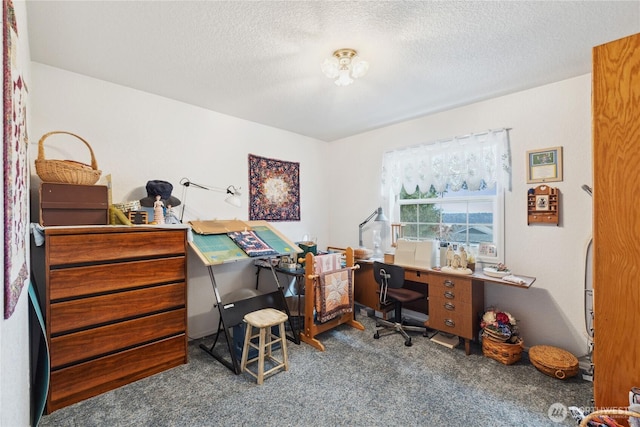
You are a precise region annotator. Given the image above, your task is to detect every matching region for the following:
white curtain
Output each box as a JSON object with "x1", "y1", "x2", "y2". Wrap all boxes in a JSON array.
[{"x1": 380, "y1": 129, "x2": 512, "y2": 220}]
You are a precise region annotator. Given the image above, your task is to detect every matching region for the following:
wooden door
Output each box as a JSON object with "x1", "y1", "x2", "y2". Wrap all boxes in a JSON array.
[{"x1": 592, "y1": 32, "x2": 640, "y2": 410}]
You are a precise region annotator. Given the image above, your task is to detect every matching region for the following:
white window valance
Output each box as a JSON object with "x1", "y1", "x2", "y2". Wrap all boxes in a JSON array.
[{"x1": 381, "y1": 129, "x2": 512, "y2": 197}]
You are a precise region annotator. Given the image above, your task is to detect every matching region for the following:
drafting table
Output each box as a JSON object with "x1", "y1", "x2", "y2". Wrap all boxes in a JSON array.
[{"x1": 188, "y1": 220, "x2": 302, "y2": 374}]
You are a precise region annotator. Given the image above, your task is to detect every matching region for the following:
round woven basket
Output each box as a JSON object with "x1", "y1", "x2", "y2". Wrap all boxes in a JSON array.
[
  {"x1": 354, "y1": 248, "x2": 373, "y2": 260},
  {"x1": 529, "y1": 345, "x2": 579, "y2": 380},
  {"x1": 35, "y1": 131, "x2": 102, "y2": 185},
  {"x1": 482, "y1": 333, "x2": 524, "y2": 365}
]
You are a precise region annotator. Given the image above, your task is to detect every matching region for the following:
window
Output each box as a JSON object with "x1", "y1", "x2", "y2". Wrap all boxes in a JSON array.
[
  {"x1": 380, "y1": 129, "x2": 510, "y2": 264},
  {"x1": 398, "y1": 184, "x2": 503, "y2": 264}
]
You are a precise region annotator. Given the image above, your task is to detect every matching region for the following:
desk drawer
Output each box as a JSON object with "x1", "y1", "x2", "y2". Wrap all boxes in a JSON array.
[
  {"x1": 404, "y1": 269, "x2": 429, "y2": 284},
  {"x1": 428, "y1": 297, "x2": 473, "y2": 339},
  {"x1": 429, "y1": 277, "x2": 472, "y2": 304}
]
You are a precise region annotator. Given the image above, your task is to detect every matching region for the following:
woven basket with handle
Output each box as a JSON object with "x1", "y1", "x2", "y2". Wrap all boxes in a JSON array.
[
  {"x1": 35, "y1": 131, "x2": 102, "y2": 185},
  {"x1": 579, "y1": 409, "x2": 640, "y2": 427},
  {"x1": 482, "y1": 333, "x2": 523, "y2": 365}
]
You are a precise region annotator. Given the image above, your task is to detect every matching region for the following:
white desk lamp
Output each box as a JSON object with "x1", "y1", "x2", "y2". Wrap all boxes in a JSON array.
[
  {"x1": 358, "y1": 207, "x2": 388, "y2": 248},
  {"x1": 179, "y1": 177, "x2": 242, "y2": 222}
]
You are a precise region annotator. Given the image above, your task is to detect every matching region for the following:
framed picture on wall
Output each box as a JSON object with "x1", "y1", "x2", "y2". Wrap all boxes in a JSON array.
[
  {"x1": 527, "y1": 146, "x2": 563, "y2": 183},
  {"x1": 478, "y1": 242, "x2": 498, "y2": 259}
]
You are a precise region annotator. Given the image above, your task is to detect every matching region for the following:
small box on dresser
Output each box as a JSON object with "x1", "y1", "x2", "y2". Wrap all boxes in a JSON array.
[{"x1": 39, "y1": 182, "x2": 109, "y2": 226}]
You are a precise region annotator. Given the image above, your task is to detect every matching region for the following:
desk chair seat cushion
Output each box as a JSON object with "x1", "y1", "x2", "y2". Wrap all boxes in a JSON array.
[
  {"x1": 384, "y1": 287, "x2": 424, "y2": 304},
  {"x1": 315, "y1": 268, "x2": 353, "y2": 323},
  {"x1": 373, "y1": 261, "x2": 423, "y2": 304}
]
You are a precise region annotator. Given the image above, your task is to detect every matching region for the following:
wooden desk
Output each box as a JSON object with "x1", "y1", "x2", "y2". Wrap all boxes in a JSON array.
[{"x1": 354, "y1": 260, "x2": 535, "y2": 355}]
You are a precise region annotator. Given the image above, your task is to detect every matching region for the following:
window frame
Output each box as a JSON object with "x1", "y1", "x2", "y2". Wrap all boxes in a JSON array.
[{"x1": 396, "y1": 185, "x2": 505, "y2": 265}]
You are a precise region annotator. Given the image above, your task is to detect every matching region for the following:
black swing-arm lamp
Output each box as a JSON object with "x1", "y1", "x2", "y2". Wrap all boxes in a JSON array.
[
  {"x1": 358, "y1": 207, "x2": 388, "y2": 247},
  {"x1": 179, "y1": 177, "x2": 242, "y2": 222}
]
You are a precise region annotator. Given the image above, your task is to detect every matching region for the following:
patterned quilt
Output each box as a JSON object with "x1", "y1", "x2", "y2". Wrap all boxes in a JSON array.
[
  {"x1": 227, "y1": 230, "x2": 278, "y2": 257},
  {"x1": 316, "y1": 268, "x2": 353, "y2": 323}
]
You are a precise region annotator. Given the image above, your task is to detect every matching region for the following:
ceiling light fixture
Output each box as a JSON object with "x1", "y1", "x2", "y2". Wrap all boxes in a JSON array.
[{"x1": 321, "y1": 48, "x2": 369, "y2": 86}]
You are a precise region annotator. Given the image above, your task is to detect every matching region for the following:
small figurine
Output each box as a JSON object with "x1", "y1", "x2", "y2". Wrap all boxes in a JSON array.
[
  {"x1": 153, "y1": 195, "x2": 165, "y2": 225},
  {"x1": 459, "y1": 245, "x2": 468, "y2": 269},
  {"x1": 452, "y1": 254, "x2": 461, "y2": 268},
  {"x1": 164, "y1": 204, "x2": 180, "y2": 224},
  {"x1": 446, "y1": 245, "x2": 454, "y2": 267}
]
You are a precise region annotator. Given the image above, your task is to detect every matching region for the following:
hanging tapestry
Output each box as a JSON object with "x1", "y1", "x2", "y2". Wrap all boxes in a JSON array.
[
  {"x1": 4, "y1": 0, "x2": 29, "y2": 319},
  {"x1": 248, "y1": 154, "x2": 300, "y2": 221}
]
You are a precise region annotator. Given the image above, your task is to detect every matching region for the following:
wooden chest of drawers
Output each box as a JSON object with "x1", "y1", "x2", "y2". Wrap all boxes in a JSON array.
[
  {"x1": 39, "y1": 226, "x2": 188, "y2": 413},
  {"x1": 426, "y1": 272, "x2": 484, "y2": 352}
]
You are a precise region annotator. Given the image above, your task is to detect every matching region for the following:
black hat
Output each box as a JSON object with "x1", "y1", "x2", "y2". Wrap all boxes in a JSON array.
[{"x1": 139, "y1": 180, "x2": 181, "y2": 207}]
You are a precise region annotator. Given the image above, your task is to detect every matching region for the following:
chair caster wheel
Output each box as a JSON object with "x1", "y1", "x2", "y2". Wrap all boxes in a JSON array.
[
  {"x1": 374, "y1": 332, "x2": 380, "y2": 339},
  {"x1": 405, "y1": 339, "x2": 412, "y2": 347}
]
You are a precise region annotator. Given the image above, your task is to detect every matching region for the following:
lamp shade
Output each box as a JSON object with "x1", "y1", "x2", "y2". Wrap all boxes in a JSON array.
[
  {"x1": 359, "y1": 207, "x2": 388, "y2": 247},
  {"x1": 322, "y1": 48, "x2": 368, "y2": 86}
]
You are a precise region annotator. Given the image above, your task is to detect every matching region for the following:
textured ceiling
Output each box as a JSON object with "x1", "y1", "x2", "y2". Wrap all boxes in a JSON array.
[{"x1": 26, "y1": 1, "x2": 640, "y2": 142}]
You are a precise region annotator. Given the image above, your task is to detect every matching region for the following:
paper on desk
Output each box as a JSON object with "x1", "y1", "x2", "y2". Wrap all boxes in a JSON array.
[
  {"x1": 394, "y1": 239, "x2": 416, "y2": 266},
  {"x1": 502, "y1": 275, "x2": 526, "y2": 285}
]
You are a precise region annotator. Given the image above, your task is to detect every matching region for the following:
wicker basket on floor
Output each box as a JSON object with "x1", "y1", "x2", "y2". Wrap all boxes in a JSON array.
[
  {"x1": 35, "y1": 131, "x2": 102, "y2": 185},
  {"x1": 482, "y1": 333, "x2": 524, "y2": 365},
  {"x1": 529, "y1": 345, "x2": 579, "y2": 380},
  {"x1": 579, "y1": 409, "x2": 640, "y2": 427}
]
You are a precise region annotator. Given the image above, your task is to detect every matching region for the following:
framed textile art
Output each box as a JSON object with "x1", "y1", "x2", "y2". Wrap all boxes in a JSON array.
[
  {"x1": 248, "y1": 154, "x2": 300, "y2": 221},
  {"x1": 4, "y1": 0, "x2": 29, "y2": 319}
]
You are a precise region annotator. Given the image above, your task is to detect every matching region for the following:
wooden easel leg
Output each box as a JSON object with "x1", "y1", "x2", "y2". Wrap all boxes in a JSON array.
[
  {"x1": 299, "y1": 334, "x2": 326, "y2": 352},
  {"x1": 347, "y1": 318, "x2": 365, "y2": 331}
]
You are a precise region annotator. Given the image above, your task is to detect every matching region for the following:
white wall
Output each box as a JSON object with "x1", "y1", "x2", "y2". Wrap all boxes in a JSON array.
[
  {"x1": 327, "y1": 75, "x2": 593, "y2": 356},
  {"x1": 29, "y1": 64, "x2": 594, "y2": 356},
  {"x1": 1, "y1": 1, "x2": 31, "y2": 426},
  {"x1": 29, "y1": 63, "x2": 330, "y2": 339},
  {"x1": 29, "y1": 65, "x2": 593, "y2": 360}
]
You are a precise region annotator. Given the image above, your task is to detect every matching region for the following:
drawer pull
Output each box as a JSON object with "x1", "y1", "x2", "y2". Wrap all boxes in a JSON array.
[
  {"x1": 444, "y1": 280, "x2": 455, "y2": 288},
  {"x1": 444, "y1": 291, "x2": 455, "y2": 299},
  {"x1": 444, "y1": 319, "x2": 455, "y2": 327},
  {"x1": 444, "y1": 302, "x2": 455, "y2": 311}
]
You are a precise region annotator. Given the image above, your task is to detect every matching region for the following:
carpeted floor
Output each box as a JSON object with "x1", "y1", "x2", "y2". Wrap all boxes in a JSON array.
[{"x1": 38, "y1": 315, "x2": 592, "y2": 426}]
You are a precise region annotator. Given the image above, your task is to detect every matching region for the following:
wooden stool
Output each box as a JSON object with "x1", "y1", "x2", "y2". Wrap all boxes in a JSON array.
[{"x1": 240, "y1": 308, "x2": 289, "y2": 384}]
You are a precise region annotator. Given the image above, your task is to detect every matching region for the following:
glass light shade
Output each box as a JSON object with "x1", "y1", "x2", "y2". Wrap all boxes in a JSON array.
[
  {"x1": 350, "y1": 56, "x2": 369, "y2": 78},
  {"x1": 335, "y1": 69, "x2": 354, "y2": 86},
  {"x1": 322, "y1": 49, "x2": 368, "y2": 86},
  {"x1": 321, "y1": 57, "x2": 340, "y2": 78}
]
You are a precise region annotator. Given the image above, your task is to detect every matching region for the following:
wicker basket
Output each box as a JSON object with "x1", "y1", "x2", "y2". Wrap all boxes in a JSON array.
[
  {"x1": 482, "y1": 333, "x2": 524, "y2": 365},
  {"x1": 35, "y1": 131, "x2": 102, "y2": 185},
  {"x1": 354, "y1": 248, "x2": 373, "y2": 260},
  {"x1": 529, "y1": 345, "x2": 579, "y2": 380},
  {"x1": 579, "y1": 409, "x2": 640, "y2": 427}
]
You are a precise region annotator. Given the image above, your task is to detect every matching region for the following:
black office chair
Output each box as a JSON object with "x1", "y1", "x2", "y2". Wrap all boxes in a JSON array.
[{"x1": 372, "y1": 261, "x2": 428, "y2": 346}]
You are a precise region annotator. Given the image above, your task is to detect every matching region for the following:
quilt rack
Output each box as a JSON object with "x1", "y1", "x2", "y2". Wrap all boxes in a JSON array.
[{"x1": 300, "y1": 247, "x2": 365, "y2": 351}]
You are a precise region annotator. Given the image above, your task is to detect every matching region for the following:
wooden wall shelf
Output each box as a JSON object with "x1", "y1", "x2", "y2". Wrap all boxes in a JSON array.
[{"x1": 527, "y1": 185, "x2": 559, "y2": 225}]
